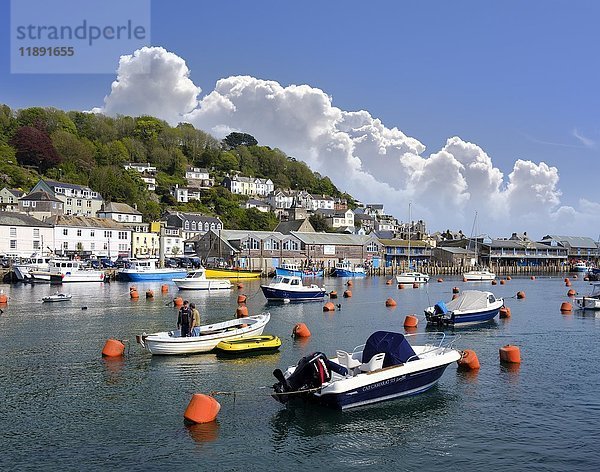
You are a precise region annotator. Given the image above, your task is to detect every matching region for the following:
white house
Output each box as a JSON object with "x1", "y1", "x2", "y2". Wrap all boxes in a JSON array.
[
  {"x1": 243, "y1": 199, "x2": 271, "y2": 213},
  {"x1": 30, "y1": 179, "x2": 104, "y2": 217},
  {"x1": 0, "y1": 212, "x2": 54, "y2": 257},
  {"x1": 223, "y1": 175, "x2": 274, "y2": 196},
  {"x1": 318, "y1": 209, "x2": 355, "y2": 229},
  {"x1": 161, "y1": 226, "x2": 184, "y2": 256},
  {"x1": 185, "y1": 167, "x2": 213, "y2": 189},
  {"x1": 171, "y1": 184, "x2": 188, "y2": 203},
  {"x1": 140, "y1": 173, "x2": 156, "y2": 191},
  {"x1": 267, "y1": 189, "x2": 295, "y2": 210},
  {"x1": 310, "y1": 194, "x2": 335, "y2": 211},
  {"x1": 46, "y1": 215, "x2": 132, "y2": 258},
  {"x1": 124, "y1": 162, "x2": 157, "y2": 174},
  {"x1": 97, "y1": 202, "x2": 143, "y2": 224},
  {"x1": 0, "y1": 188, "x2": 24, "y2": 211}
]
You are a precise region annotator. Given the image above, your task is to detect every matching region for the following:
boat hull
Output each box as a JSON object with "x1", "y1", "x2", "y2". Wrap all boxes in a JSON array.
[
  {"x1": 215, "y1": 335, "x2": 281, "y2": 355},
  {"x1": 119, "y1": 270, "x2": 187, "y2": 281},
  {"x1": 317, "y1": 364, "x2": 451, "y2": 410},
  {"x1": 333, "y1": 269, "x2": 366, "y2": 278},
  {"x1": 463, "y1": 271, "x2": 496, "y2": 281},
  {"x1": 173, "y1": 279, "x2": 232, "y2": 290},
  {"x1": 260, "y1": 285, "x2": 327, "y2": 301},
  {"x1": 396, "y1": 272, "x2": 430, "y2": 284},
  {"x1": 205, "y1": 268, "x2": 262, "y2": 279},
  {"x1": 574, "y1": 297, "x2": 600, "y2": 310},
  {"x1": 275, "y1": 267, "x2": 324, "y2": 278}
]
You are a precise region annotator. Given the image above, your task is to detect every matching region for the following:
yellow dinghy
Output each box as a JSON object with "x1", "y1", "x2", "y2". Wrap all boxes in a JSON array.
[
  {"x1": 215, "y1": 335, "x2": 281, "y2": 355},
  {"x1": 205, "y1": 267, "x2": 263, "y2": 279}
]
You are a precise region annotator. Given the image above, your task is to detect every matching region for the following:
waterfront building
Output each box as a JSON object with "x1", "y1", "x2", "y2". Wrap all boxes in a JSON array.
[
  {"x1": 97, "y1": 202, "x2": 143, "y2": 224},
  {"x1": 18, "y1": 190, "x2": 63, "y2": 220},
  {"x1": 539, "y1": 235, "x2": 599, "y2": 263},
  {"x1": 162, "y1": 212, "x2": 223, "y2": 254},
  {"x1": 0, "y1": 212, "x2": 53, "y2": 257},
  {"x1": 46, "y1": 215, "x2": 131, "y2": 258},
  {"x1": 379, "y1": 238, "x2": 432, "y2": 268},
  {"x1": 30, "y1": 179, "x2": 103, "y2": 217}
]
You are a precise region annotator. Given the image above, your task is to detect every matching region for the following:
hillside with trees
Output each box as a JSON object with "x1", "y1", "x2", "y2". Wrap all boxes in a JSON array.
[{"x1": 0, "y1": 105, "x2": 355, "y2": 230}]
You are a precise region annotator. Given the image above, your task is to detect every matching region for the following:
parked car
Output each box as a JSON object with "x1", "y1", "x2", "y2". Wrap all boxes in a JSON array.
[
  {"x1": 164, "y1": 258, "x2": 179, "y2": 268},
  {"x1": 100, "y1": 258, "x2": 115, "y2": 268}
]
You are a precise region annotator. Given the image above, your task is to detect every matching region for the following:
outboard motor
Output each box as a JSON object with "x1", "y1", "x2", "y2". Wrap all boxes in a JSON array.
[{"x1": 272, "y1": 352, "x2": 332, "y2": 403}]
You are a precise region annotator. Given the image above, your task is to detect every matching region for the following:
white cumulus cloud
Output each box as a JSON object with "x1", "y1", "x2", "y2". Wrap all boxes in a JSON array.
[{"x1": 93, "y1": 46, "x2": 599, "y2": 237}]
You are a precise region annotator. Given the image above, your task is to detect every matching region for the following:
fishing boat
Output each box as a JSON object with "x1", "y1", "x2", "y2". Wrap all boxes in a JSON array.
[
  {"x1": 396, "y1": 203, "x2": 429, "y2": 284},
  {"x1": 42, "y1": 291, "x2": 72, "y2": 302},
  {"x1": 172, "y1": 268, "x2": 232, "y2": 290},
  {"x1": 572, "y1": 261, "x2": 591, "y2": 272},
  {"x1": 574, "y1": 283, "x2": 600, "y2": 310},
  {"x1": 204, "y1": 267, "x2": 263, "y2": 279},
  {"x1": 215, "y1": 335, "x2": 282, "y2": 355},
  {"x1": 13, "y1": 253, "x2": 52, "y2": 281},
  {"x1": 275, "y1": 263, "x2": 324, "y2": 278},
  {"x1": 333, "y1": 260, "x2": 366, "y2": 277},
  {"x1": 136, "y1": 313, "x2": 270, "y2": 355},
  {"x1": 118, "y1": 258, "x2": 187, "y2": 281},
  {"x1": 30, "y1": 259, "x2": 106, "y2": 283},
  {"x1": 272, "y1": 331, "x2": 460, "y2": 410},
  {"x1": 260, "y1": 275, "x2": 327, "y2": 301},
  {"x1": 424, "y1": 290, "x2": 504, "y2": 326}
]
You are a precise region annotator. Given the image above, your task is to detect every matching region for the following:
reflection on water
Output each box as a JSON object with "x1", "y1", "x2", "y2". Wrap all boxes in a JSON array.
[{"x1": 186, "y1": 421, "x2": 220, "y2": 444}]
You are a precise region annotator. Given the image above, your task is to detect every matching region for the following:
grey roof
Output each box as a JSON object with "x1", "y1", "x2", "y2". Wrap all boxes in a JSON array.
[
  {"x1": 166, "y1": 211, "x2": 222, "y2": 224},
  {"x1": 491, "y1": 239, "x2": 551, "y2": 250},
  {"x1": 220, "y1": 229, "x2": 287, "y2": 241},
  {"x1": 291, "y1": 232, "x2": 375, "y2": 245},
  {"x1": 275, "y1": 219, "x2": 314, "y2": 234},
  {"x1": 45, "y1": 215, "x2": 130, "y2": 229},
  {"x1": 0, "y1": 211, "x2": 52, "y2": 227},
  {"x1": 366, "y1": 204, "x2": 384, "y2": 209},
  {"x1": 541, "y1": 235, "x2": 598, "y2": 249},
  {"x1": 3, "y1": 188, "x2": 24, "y2": 198},
  {"x1": 43, "y1": 179, "x2": 101, "y2": 196},
  {"x1": 378, "y1": 238, "x2": 427, "y2": 248},
  {"x1": 437, "y1": 247, "x2": 473, "y2": 255},
  {"x1": 19, "y1": 190, "x2": 61, "y2": 203},
  {"x1": 99, "y1": 202, "x2": 141, "y2": 215}
]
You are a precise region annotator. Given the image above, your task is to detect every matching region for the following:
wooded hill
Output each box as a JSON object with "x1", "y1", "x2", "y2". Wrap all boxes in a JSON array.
[{"x1": 0, "y1": 105, "x2": 355, "y2": 230}]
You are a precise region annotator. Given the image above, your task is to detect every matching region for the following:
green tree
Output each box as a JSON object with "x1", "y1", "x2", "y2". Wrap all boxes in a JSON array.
[
  {"x1": 223, "y1": 132, "x2": 258, "y2": 149},
  {"x1": 309, "y1": 214, "x2": 331, "y2": 232},
  {"x1": 52, "y1": 130, "x2": 96, "y2": 174}
]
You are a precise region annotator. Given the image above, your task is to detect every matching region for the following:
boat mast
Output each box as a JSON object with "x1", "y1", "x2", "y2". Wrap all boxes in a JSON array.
[{"x1": 407, "y1": 202, "x2": 411, "y2": 271}]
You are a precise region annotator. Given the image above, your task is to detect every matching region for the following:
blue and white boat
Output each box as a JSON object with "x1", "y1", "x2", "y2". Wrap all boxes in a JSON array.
[
  {"x1": 275, "y1": 263, "x2": 324, "y2": 278},
  {"x1": 272, "y1": 331, "x2": 461, "y2": 410},
  {"x1": 260, "y1": 275, "x2": 327, "y2": 301},
  {"x1": 118, "y1": 258, "x2": 187, "y2": 281},
  {"x1": 424, "y1": 290, "x2": 504, "y2": 326},
  {"x1": 333, "y1": 259, "x2": 366, "y2": 277}
]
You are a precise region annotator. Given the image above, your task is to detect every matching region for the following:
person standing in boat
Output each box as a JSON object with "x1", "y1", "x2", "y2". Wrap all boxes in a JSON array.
[
  {"x1": 177, "y1": 300, "x2": 192, "y2": 337},
  {"x1": 190, "y1": 302, "x2": 200, "y2": 336}
]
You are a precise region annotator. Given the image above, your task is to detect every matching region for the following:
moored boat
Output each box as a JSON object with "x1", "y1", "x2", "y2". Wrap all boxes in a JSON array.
[
  {"x1": 272, "y1": 331, "x2": 460, "y2": 410},
  {"x1": 137, "y1": 313, "x2": 270, "y2": 355},
  {"x1": 13, "y1": 253, "x2": 52, "y2": 281},
  {"x1": 42, "y1": 291, "x2": 72, "y2": 302},
  {"x1": 204, "y1": 267, "x2": 263, "y2": 279},
  {"x1": 260, "y1": 275, "x2": 327, "y2": 301},
  {"x1": 275, "y1": 263, "x2": 324, "y2": 278},
  {"x1": 215, "y1": 335, "x2": 282, "y2": 355},
  {"x1": 462, "y1": 269, "x2": 496, "y2": 281},
  {"x1": 119, "y1": 258, "x2": 187, "y2": 281},
  {"x1": 396, "y1": 271, "x2": 430, "y2": 284},
  {"x1": 425, "y1": 290, "x2": 504, "y2": 326},
  {"x1": 333, "y1": 260, "x2": 366, "y2": 277},
  {"x1": 173, "y1": 268, "x2": 232, "y2": 290},
  {"x1": 574, "y1": 283, "x2": 600, "y2": 310},
  {"x1": 30, "y1": 259, "x2": 106, "y2": 283}
]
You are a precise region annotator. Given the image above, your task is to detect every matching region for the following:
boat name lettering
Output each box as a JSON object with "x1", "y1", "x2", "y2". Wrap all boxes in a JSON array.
[{"x1": 361, "y1": 376, "x2": 402, "y2": 392}]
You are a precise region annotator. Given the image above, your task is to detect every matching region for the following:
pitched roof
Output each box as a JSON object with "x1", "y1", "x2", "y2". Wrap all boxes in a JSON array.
[
  {"x1": 0, "y1": 211, "x2": 52, "y2": 227},
  {"x1": 100, "y1": 202, "x2": 142, "y2": 215},
  {"x1": 542, "y1": 235, "x2": 598, "y2": 249},
  {"x1": 291, "y1": 232, "x2": 375, "y2": 246},
  {"x1": 19, "y1": 190, "x2": 61, "y2": 202},
  {"x1": 275, "y1": 219, "x2": 314, "y2": 234},
  {"x1": 45, "y1": 215, "x2": 130, "y2": 229}
]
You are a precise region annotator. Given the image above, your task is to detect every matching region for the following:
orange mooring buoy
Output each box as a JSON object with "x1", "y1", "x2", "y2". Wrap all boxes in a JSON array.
[
  {"x1": 437, "y1": 278, "x2": 443, "y2": 283},
  {"x1": 343, "y1": 290, "x2": 352, "y2": 298},
  {"x1": 235, "y1": 305, "x2": 249, "y2": 318},
  {"x1": 412, "y1": 283, "x2": 419, "y2": 289},
  {"x1": 506, "y1": 276, "x2": 512, "y2": 281},
  {"x1": 530, "y1": 275, "x2": 535, "y2": 280},
  {"x1": 565, "y1": 281, "x2": 572, "y2": 287},
  {"x1": 173, "y1": 297, "x2": 183, "y2": 307},
  {"x1": 329, "y1": 290, "x2": 338, "y2": 299},
  {"x1": 491, "y1": 280, "x2": 497, "y2": 285},
  {"x1": 237, "y1": 283, "x2": 244, "y2": 290},
  {"x1": 499, "y1": 306, "x2": 511, "y2": 318},
  {"x1": 130, "y1": 288, "x2": 139, "y2": 299},
  {"x1": 500, "y1": 280, "x2": 506, "y2": 285},
  {"x1": 560, "y1": 302, "x2": 573, "y2": 313},
  {"x1": 457, "y1": 349, "x2": 480, "y2": 370},
  {"x1": 385, "y1": 298, "x2": 397, "y2": 307},
  {"x1": 386, "y1": 279, "x2": 392, "y2": 285},
  {"x1": 323, "y1": 302, "x2": 335, "y2": 312},
  {"x1": 403, "y1": 314, "x2": 418, "y2": 328},
  {"x1": 516, "y1": 291, "x2": 525, "y2": 299},
  {"x1": 292, "y1": 323, "x2": 311, "y2": 337},
  {"x1": 146, "y1": 290, "x2": 154, "y2": 299},
  {"x1": 184, "y1": 394, "x2": 221, "y2": 424},
  {"x1": 567, "y1": 289, "x2": 577, "y2": 297},
  {"x1": 499, "y1": 345, "x2": 521, "y2": 364},
  {"x1": 398, "y1": 283, "x2": 405, "y2": 289},
  {"x1": 237, "y1": 294, "x2": 247, "y2": 304},
  {"x1": 0, "y1": 291, "x2": 7, "y2": 303},
  {"x1": 347, "y1": 280, "x2": 353, "y2": 287},
  {"x1": 161, "y1": 284, "x2": 169, "y2": 293},
  {"x1": 102, "y1": 339, "x2": 125, "y2": 357}
]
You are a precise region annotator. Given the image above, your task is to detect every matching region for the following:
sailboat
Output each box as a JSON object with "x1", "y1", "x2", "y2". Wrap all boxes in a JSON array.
[
  {"x1": 396, "y1": 203, "x2": 429, "y2": 284},
  {"x1": 462, "y1": 212, "x2": 495, "y2": 281}
]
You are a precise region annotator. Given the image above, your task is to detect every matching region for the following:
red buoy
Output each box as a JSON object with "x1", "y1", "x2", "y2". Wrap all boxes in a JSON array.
[
  {"x1": 385, "y1": 298, "x2": 397, "y2": 307},
  {"x1": 184, "y1": 394, "x2": 221, "y2": 424},
  {"x1": 403, "y1": 314, "x2": 418, "y2": 328},
  {"x1": 102, "y1": 339, "x2": 125, "y2": 357},
  {"x1": 457, "y1": 349, "x2": 480, "y2": 370},
  {"x1": 499, "y1": 345, "x2": 521, "y2": 364},
  {"x1": 292, "y1": 323, "x2": 311, "y2": 338}
]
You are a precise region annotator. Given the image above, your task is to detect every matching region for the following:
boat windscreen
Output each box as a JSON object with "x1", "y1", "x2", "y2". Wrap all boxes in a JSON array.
[{"x1": 362, "y1": 331, "x2": 418, "y2": 367}]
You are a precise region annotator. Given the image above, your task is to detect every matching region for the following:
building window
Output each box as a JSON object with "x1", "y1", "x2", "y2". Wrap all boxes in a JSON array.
[
  {"x1": 77, "y1": 229, "x2": 82, "y2": 237},
  {"x1": 33, "y1": 240, "x2": 40, "y2": 250},
  {"x1": 10, "y1": 227, "x2": 16, "y2": 237},
  {"x1": 66, "y1": 209, "x2": 72, "y2": 215},
  {"x1": 33, "y1": 229, "x2": 40, "y2": 238},
  {"x1": 63, "y1": 242, "x2": 68, "y2": 250},
  {"x1": 23, "y1": 201, "x2": 30, "y2": 207},
  {"x1": 66, "y1": 198, "x2": 72, "y2": 205},
  {"x1": 91, "y1": 243, "x2": 95, "y2": 250},
  {"x1": 191, "y1": 221, "x2": 197, "y2": 231},
  {"x1": 367, "y1": 242, "x2": 378, "y2": 252},
  {"x1": 118, "y1": 231, "x2": 128, "y2": 240},
  {"x1": 31, "y1": 201, "x2": 36, "y2": 208},
  {"x1": 63, "y1": 229, "x2": 68, "y2": 236},
  {"x1": 87, "y1": 201, "x2": 92, "y2": 208},
  {"x1": 184, "y1": 221, "x2": 189, "y2": 230},
  {"x1": 104, "y1": 231, "x2": 113, "y2": 238},
  {"x1": 90, "y1": 230, "x2": 94, "y2": 237},
  {"x1": 10, "y1": 240, "x2": 17, "y2": 249}
]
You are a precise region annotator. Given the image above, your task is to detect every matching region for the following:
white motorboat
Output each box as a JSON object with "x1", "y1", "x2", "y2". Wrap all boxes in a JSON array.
[
  {"x1": 574, "y1": 283, "x2": 600, "y2": 310},
  {"x1": 260, "y1": 275, "x2": 327, "y2": 301},
  {"x1": 13, "y1": 253, "x2": 52, "y2": 281},
  {"x1": 272, "y1": 331, "x2": 461, "y2": 410},
  {"x1": 136, "y1": 313, "x2": 270, "y2": 355},
  {"x1": 30, "y1": 259, "x2": 106, "y2": 283},
  {"x1": 396, "y1": 271, "x2": 430, "y2": 284},
  {"x1": 42, "y1": 291, "x2": 72, "y2": 302},
  {"x1": 425, "y1": 290, "x2": 504, "y2": 326},
  {"x1": 173, "y1": 268, "x2": 232, "y2": 290},
  {"x1": 462, "y1": 269, "x2": 496, "y2": 281}
]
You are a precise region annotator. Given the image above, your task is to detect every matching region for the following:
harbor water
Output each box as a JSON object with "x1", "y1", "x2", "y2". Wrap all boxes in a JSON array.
[{"x1": 0, "y1": 275, "x2": 599, "y2": 471}]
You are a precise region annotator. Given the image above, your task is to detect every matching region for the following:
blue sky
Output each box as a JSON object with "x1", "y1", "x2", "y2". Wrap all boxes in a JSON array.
[{"x1": 1, "y1": 0, "x2": 599, "y2": 238}]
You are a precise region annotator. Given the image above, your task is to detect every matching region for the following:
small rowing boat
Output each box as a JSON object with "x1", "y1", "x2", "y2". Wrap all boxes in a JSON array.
[{"x1": 215, "y1": 335, "x2": 282, "y2": 355}]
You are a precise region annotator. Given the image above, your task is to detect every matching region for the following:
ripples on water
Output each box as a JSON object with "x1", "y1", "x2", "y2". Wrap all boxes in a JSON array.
[{"x1": 1, "y1": 276, "x2": 599, "y2": 470}]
